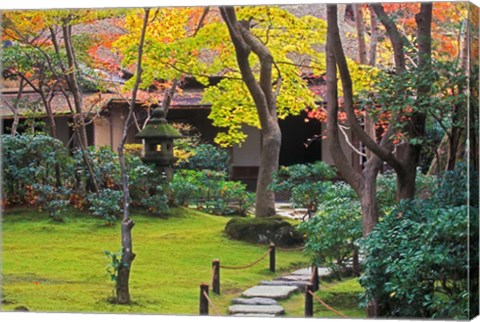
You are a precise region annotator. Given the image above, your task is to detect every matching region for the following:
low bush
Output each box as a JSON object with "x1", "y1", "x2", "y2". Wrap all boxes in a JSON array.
[
  {"x1": 87, "y1": 189, "x2": 123, "y2": 225},
  {"x1": 270, "y1": 161, "x2": 335, "y2": 216},
  {"x1": 30, "y1": 183, "x2": 71, "y2": 222},
  {"x1": 2, "y1": 134, "x2": 73, "y2": 205},
  {"x1": 170, "y1": 170, "x2": 254, "y2": 216},
  {"x1": 225, "y1": 216, "x2": 304, "y2": 247},
  {"x1": 177, "y1": 143, "x2": 230, "y2": 173},
  {"x1": 297, "y1": 182, "x2": 362, "y2": 274}
]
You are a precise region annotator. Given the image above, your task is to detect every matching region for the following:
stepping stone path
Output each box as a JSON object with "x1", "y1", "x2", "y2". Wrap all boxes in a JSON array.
[{"x1": 228, "y1": 266, "x2": 332, "y2": 317}]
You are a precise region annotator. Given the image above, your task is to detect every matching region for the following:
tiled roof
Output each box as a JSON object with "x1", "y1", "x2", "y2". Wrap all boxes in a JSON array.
[{"x1": 0, "y1": 88, "x2": 209, "y2": 118}]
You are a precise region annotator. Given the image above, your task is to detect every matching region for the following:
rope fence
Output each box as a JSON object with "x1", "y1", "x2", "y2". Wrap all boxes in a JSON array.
[
  {"x1": 203, "y1": 291, "x2": 221, "y2": 316},
  {"x1": 210, "y1": 243, "x2": 276, "y2": 295},
  {"x1": 305, "y1": 289, "x2": 349, "y2": 318},
  {"x1": 218, "y1": 248, "x2": 271, "y2": 270}
]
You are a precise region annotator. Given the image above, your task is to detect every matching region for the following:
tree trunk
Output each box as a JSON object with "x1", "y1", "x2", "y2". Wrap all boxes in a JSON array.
[
  {"x1": 354, "y1": 4, "x2": 367, "y2": 65},
  {"x1": 61, "y1": 21, "x2": 99, "y2": 194},
  {"x1": 368, "y1": 6, "x2": 378, "y2": 66},
  {"x1": 115, "y1": 8, "x2": 150, "y2": 304},
  {"x1": 116, "y1": 217, "x2": 135, "y2": 304},
  {"x1": 395, "y1": 3, "x2": 432, "y2": 200},
  {"x1": 361, "y1": 158, "x2": 381, "y2": 235},
  {"x1": 220, "y1": 7, "x2": 282, "y2": 217},
  {"x1": 256, "y1": 122, "x2": 281, "y2": 217}
]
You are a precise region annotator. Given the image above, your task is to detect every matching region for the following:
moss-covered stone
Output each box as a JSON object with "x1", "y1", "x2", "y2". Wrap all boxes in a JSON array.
[
  {"x1": 135, "y1": 123, "x2": 182, "y2": 139},
  {"x1": 224, "y1": 216, "x2": 304, "y2": 247}
]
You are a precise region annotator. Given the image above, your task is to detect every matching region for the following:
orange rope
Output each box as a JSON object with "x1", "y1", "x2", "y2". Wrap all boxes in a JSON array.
[
  {"x1": 219, "y1": 248, "x2": 271, "y2": 270},
  {"x1": 211, "y1": 266, "x2": 217, "y2": 282},
  {"x1": 203, "y1": 291, "x2": 221, "y2": 316},
  {"x1": 308, "y1": 290, "x2": 349, "y2": 318},
  {"x1": 279, "y1": 246, "x2": 305, "y2": 252}
]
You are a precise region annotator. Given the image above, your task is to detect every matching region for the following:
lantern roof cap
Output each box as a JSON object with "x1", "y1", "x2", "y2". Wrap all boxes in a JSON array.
[{"x1": 135, "y1": 107, "x2": 182, "y2": 139}]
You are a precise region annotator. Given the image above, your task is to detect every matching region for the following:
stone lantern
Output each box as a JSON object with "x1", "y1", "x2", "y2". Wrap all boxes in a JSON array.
[{"x1": 135, "y1": 106, "x2": 181, "y2": 180}]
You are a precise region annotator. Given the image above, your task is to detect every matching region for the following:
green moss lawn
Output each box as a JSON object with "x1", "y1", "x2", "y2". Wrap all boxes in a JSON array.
[{"x1": 1, "y1": 206, "x2": 365, "y2": 318}]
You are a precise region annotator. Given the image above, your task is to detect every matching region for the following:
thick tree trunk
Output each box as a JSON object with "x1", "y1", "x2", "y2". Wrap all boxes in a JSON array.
[
  {"x1": 395, "y1": 3, "x2": 432, "y2": 200},
  {"x1": 361, "y1": 158, "x2": 381, "y2": 235},
  {"x1": 256, "y1": 122, "x2": 281, "y2": 217},
  {"x1": 220, "y1": 7, "x2": 281, "y2": 217}
]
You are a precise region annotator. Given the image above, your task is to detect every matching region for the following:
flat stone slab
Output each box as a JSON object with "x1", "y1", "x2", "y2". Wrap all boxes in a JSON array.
[
  {"x1": 292, "y1": 267, "x2": 332, "y2": 277},
  {"x1": 260, "y1": 280, "x2": 312, "y2": 291},
  {"x1": 275, "y1": 274, "x2": 312, "y2": 282},
  {"x1": 242, "y1": 285, "x2": 298, "y2": 300},
  {"x1": 228, "y1": 304, "x2": 285, "y2": 315},
  {"x1": 232, "y1": 297, "x2": 278, "y2": 306}
]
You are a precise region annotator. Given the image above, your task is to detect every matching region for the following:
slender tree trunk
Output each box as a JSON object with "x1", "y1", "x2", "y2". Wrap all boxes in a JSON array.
[
  {"x1": 61, "y1": 19, "x2": 99, "y2": 194},
  {"x1": 354, "y1": 4, "x2": 367, "y2": 65},
  {"x1": 446, "y1": 20, "x2": 469, "y2": 171},
  {"x1": 368, "y1": 6, "x2": 378, "y2": 66},
  {"x1": 115, "y1": 8, "x2": 150, "y2": 304}
]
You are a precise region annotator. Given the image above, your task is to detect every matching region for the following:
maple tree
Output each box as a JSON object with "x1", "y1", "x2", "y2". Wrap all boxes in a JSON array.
[
  {"x1": 1, "y1": 9, "x2": 124, "y2": 193},
  {"x1": 113, "y1": 5, "x2": 327, "y2": 217}
]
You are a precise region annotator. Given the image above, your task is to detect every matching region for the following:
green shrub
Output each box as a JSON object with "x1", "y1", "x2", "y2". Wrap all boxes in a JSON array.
[
  {"x1": 177, "y1": 144, "x2": 230, "y2": 173},
  {"x1": 141, "y1": 184, "x2": 170, "y2": 216},
  {"x1": 73, "y1": 146, "x2": 121, "y2": 191},
  {"x1": 225, "y1": 216, "x2": 304, "y2": 246},
  {"x1": 359, "y1": 166, "x2": 476, "y2": 319},
  {"x1": 2, "y1": 134, "x2": 73, "y2": 205},
  {"x1": 297, "y1": 182, "x2": 362, "y2": 273},
  {"x1": 87, "y1": 189, "x2": 123, "y2": 225},
  {"x1": 30, "y1": 183, "x2": 71, "y2": 222},
  {"x1": 170, "y1": 169, "x2": 254, "y2": 216},
  {"x1": 270, "y1": 161, "x2": 335, "y2": 215}
]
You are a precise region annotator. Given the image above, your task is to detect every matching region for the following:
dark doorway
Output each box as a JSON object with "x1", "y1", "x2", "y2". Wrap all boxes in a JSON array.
[{"x1": 279, "y1": 112, "x2": 322, "y2": 166}]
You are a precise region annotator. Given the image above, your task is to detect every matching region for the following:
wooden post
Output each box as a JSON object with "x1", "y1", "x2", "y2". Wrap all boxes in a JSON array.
[
  {"x1": 199, "y1": 283, "x2": 209, "y2": 315},
  {"x1": 269, "y1": 243, "x2": 276, "y2": 273},
  {"x1": 305, "y1": 284, "x2": 314, "y2": 317},
  {"x1": 311, "y1": 265, "x2": 319, "y2": 292},
  {"x1": 212, "y1": 259, "x2": 220, "y2": 295}
]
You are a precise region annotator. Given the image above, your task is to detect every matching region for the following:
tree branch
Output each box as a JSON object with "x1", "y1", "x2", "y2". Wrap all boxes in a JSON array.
[{"x1": 326, "y1": 4, "x2": 364, "y2": 196}]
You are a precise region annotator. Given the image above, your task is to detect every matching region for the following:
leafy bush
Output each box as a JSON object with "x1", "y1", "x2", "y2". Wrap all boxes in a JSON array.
[
  {"x1": 140, "y1": 184, "x2": 170, "y2": 216},
  {"x1": 359, "y1": 166, "x2": 476, "y2": 319},
  {"x1": 30, "y1": 183, "x2": 71, "y2": 221},
  {"x1": 87, "y1": 189, "x2": 123, "y2": 225},
  {"x1": 170, "y1": 170, "x2": 254, "y2": 216},
  {"x1": 177, "y1": 144, "x2": 230, "y2": 173},
  {"x1": 225, "y1": 216, "x2": 304, "y2": 246},
  {"x1": 73, "y1": 146, "x2": 121, "y2": 191},
  {"x1": 297, "y1": 182, "x2": 362, "y2": 273},
  {"x1": 270, "y1": 161, "x2": 335, "y2": 216},
  {"x1": 271, "y1": 161, "x2": 336, "y2": 190},
  {"x1": 2, "y1": 134, "x2": 73, "y2": 205}
]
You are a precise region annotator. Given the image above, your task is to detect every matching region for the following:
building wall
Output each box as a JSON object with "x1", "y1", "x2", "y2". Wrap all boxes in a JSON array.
[
  {"x1": 93, "y1": 106, "x2": 138, "y2": 149},
  {"x1": 93, "y1": 116, "x2": 111, "y2": 147},
  {"x1": 232, "y1": 125, "x2": 262, "y2": 167}
]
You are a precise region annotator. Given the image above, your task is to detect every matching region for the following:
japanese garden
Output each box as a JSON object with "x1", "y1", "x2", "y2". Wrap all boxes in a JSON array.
[{"x1": 0, "y1": 2, "x2": 478, "y2": 320}]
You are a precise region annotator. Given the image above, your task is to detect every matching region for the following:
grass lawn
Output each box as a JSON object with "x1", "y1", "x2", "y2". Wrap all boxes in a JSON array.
[{"x1": 1, "y1": 206, "x2": 365, "y2": 318}]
